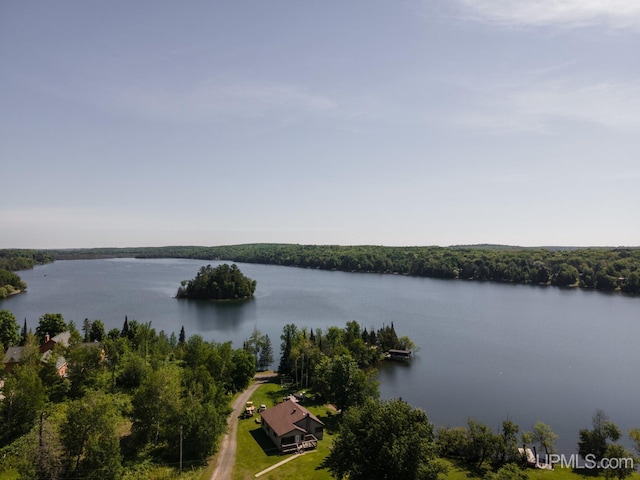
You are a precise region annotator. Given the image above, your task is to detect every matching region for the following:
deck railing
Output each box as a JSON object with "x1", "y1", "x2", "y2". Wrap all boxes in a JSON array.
[{"x1": 281, "y1": 434, "x2": 319, "y2": 453}]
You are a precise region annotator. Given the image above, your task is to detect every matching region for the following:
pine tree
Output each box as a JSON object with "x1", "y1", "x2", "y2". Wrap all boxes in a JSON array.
[
  {"x1": 179, "y1": 325, "x2": 186, "y2": 345},
  {"x1": 121, "y1": 316, "x2": 129, "y2": 338},
  {"x1": 20, "y1": 318, "x2": 27, "y2": 346},
  {"x1": 82, "y1": 318, "x2": 92, "y2": 342}
]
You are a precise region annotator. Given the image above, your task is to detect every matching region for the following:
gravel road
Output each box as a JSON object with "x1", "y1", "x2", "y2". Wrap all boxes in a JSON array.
[{"x1": 209, "y1": 373, "x2": 276, "y2": 480}]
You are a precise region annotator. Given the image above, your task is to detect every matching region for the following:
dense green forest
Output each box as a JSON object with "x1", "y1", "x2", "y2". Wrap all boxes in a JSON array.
[
  {"x1": 176, "y1": 263, "x2": 257, "y2": 300},
  {"x1": 0, "y1": 312, "x2": 255, "y2": 479},
  {"x1": 0, "y1": 312, "x2": 415, "y2": 479},
  {"x1": 33, "y1": 243, "x2": 640, "y2": 294},
  {"x1": 0, "y1": 250, "x2": 54, "y2": 271}
]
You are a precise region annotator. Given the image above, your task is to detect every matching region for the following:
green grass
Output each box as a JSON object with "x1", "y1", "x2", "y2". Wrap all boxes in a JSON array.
[
  {"x1": 228, "y1": 382, "x2": 640, "y2": 480},
  {"x1": 231, "y1": 381, "x2": 335, "y2": 480}
]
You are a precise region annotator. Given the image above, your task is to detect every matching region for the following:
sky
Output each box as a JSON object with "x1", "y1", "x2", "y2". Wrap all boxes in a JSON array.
[{"x1": 1, "y1": 1, "x2": 639, "y2": 249}]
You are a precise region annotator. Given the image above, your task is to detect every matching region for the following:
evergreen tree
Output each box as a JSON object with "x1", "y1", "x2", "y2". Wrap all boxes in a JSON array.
[
  {"x1": 20, "y1": 318, "x2": 27, "y2": 346},
  {"x1": 82, "y1": 318, "x2": 92, "y2": 342},
  {"x1": 121, "y1": 316, "x2": 129, "y2": 338},
  {"x1": 179, "y1": 325, "x2": 186, "y2": 345},
  {"x1": 258, "y1": 334, "x2": 274, "y2": 370}
]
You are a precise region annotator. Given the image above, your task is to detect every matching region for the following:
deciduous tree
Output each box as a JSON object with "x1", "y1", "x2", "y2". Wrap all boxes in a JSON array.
[
  {"x1": 35, "y1": 313, "x2": 66, "y2": 343},
  {"x1": 323, "y1": 397, "x2": 446, "y2": 480},
  {"x1": 314, "y1": 354, "x2": 379, "y2": 412},
  {"x1": 60, "y1": 391, "x2": 122, "y2": 480},
  {"x1": 0, "y1": 309, "x2": 20, "y2": 349},
  {"x1": 0, "y1": 364, "x2": 47, "y2": 444}
]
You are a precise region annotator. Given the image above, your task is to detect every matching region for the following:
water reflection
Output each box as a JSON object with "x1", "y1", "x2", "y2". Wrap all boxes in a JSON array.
[{"x1": 181, "y1": 298, "x2": 257, "y2": 335}]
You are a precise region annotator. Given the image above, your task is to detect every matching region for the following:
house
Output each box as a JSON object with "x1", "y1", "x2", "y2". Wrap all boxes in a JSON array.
[
  {"x1": 2, "y1": 331, "x2": 102, "y2": 377},
  {"x1": 2, "y1": 337, "x2": 69, "y2": 376},
  {"x1": 260, "y1": 400, "x2": 324, "y2": 452},
  {"x1": 3, "y1": 346, "x2": 25, "y2": 372},
  {"x1": 40, "y1": 331, "x2": 71, "y2": 354}
]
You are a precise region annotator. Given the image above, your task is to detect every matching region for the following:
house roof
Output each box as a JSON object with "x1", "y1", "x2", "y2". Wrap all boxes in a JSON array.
[
  {"x1": 41, "y1": 350, "x2": 68, "y2": 371},
  {"x1": 51, "y1": 331, "x2": 71, "y2": 346},
  {"x1": 261, "y1": 401, "x2": 324, "y2": 438},
  {"x1": 3, "y1": 346, "x2": 24, "y2": 363}
]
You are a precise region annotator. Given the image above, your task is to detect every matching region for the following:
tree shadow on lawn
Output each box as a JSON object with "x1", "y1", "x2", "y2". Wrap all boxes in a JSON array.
[
  {"x1": 316, "y1": 410, "x2": 340, "y2": 435},
  {"x1": 264, "y1": 384, "x2": 301, "y2": 407},
  {"x1": 249, "y1": 427, "x2": 282, "y2": 457}
]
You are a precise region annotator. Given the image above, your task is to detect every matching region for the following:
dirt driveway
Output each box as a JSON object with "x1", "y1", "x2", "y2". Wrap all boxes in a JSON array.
[{"x1": 209, "y1": 372, "x2": 276, "y2": 480}]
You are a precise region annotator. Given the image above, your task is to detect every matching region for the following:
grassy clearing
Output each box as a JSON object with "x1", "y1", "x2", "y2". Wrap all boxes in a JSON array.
[{"x1": 231, "y1": 381, "x2": 335, "y2": 480}]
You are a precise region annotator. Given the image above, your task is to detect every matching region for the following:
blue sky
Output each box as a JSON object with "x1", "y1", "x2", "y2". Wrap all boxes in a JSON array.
[{"x1": 1, "y1": 1, "x2": 639, "y2": 248}]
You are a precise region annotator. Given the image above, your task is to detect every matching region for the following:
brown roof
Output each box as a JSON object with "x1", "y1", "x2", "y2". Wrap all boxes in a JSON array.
[{"x1": 260, "y1": 401, "x2": 324, "y2": 437}]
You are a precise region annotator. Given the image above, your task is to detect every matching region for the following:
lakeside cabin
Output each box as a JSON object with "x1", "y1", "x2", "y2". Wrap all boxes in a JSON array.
[
  {"x1": 260, "y1": 400, "x2": 324, "y2": 453},
  {"x1": 385, "y1": 349, "x2": 412, "y2": 361}
]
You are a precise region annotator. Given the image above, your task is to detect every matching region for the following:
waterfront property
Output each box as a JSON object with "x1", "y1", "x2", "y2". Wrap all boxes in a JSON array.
[
  {"x1": 260, "y1": 399, "x2": 324, "y2": 452},
  {"x1": 385, "y1": 349, "x2": 412, "y2": 361}
]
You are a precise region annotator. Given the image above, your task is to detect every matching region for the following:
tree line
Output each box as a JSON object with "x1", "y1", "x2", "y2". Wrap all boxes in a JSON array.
[
  {"x1": 328, "y1": 402, "x2": 640, "y2": 480},
  {"x1": 0, "y1": 311, "x2": 256, "y2": 479},
  {"x1": 31, "y1": 244, "x2": 640, "y2": 294},
  {"x1": 276, "y1": 320, "x2": 414, "y2": 412}
]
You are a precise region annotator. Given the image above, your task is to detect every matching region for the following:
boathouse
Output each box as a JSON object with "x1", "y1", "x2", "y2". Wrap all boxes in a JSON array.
[{"x1": 386, "y1": 349, "x2": 412, "y2": 361}]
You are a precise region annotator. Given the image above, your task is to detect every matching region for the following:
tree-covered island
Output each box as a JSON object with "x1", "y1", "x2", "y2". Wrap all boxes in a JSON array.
[{"x1": 176, "y1": 263, "x2": 257, "y2": 300}]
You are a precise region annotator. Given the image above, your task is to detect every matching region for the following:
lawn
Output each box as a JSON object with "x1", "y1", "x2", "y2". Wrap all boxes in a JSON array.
[
  {"x1": 231, "y1": 381, "x2": 335, "y2": 480},
  {"x1": 230, "y1": 382, "x2": 640, "y2": 480}
]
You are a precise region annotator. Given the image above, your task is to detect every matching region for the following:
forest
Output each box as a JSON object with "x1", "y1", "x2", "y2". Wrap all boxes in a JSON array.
[
  {"x1": 0, "y1": 311, "x2": 414, "y2": 479},
  {"x1": 0, "y1": 312, "x2": 255, "y2": 479},
  {"x1": 18, "y1": 243, "x2": 640, "y2": 294}
]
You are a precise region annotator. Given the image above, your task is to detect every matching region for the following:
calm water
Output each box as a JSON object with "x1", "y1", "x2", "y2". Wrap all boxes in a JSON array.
[{"x1": 2, "y1": 258, "x2": 638, "y2": 452}]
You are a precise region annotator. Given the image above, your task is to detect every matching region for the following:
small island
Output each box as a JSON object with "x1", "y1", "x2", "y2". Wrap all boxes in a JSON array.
[{"x1": 176, "y1": 263, "x2": 257, "y2": 300}]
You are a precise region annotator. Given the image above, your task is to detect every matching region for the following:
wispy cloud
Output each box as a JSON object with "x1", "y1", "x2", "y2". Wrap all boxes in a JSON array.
[
  {"x1": 108, "y1": 80, "x2": 340, "y2": 123},
  {"x1": 450, "y1": 79, "x2": 640, "y2": 134},
  {"x1": 455, "y1": 0, "x2": 640, "y2": 30}
]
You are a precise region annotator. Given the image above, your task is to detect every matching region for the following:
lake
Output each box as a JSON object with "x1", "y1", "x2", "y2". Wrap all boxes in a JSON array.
[{"x1": 2, "y1": 258, "x2": 638, "y2": 453}]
